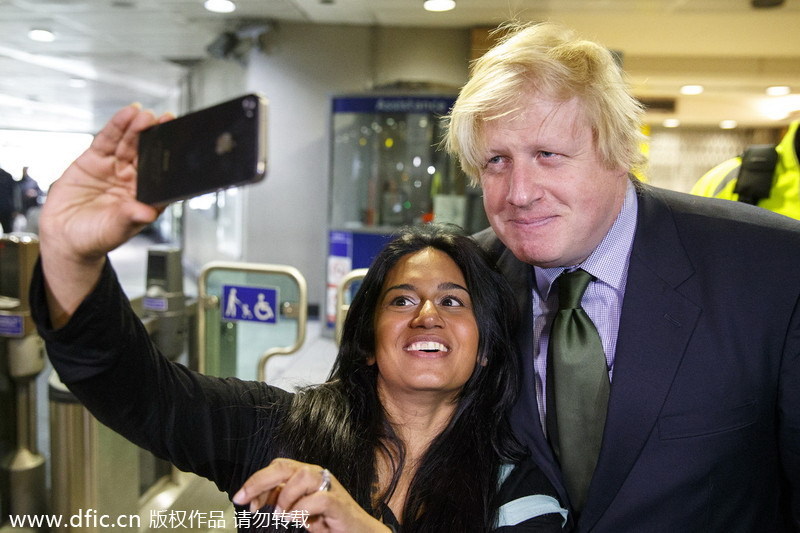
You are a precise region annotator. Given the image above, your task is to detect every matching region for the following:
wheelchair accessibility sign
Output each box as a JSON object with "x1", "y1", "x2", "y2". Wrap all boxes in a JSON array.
[{"x1": 222, "y1": 284, "x2": 279, "y2": 324}]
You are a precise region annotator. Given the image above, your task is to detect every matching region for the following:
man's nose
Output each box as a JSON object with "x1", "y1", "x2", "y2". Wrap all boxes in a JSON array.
[{"x1": 506, "y1": 162, "x2": 544, "y2": 207}]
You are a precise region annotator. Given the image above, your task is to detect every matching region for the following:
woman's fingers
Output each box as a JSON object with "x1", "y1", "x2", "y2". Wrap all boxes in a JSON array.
[
  {"x1": 233, "y1": 459, "x2": 335, "y2": 513},
  {"x1": 90, "y1": 104, "x2": 142, "y2": 158},
  {"x1": 117, "y1": 106, "x2": 158, "y2": 170},
  {"x1": 233, "y1": 458, "x2": 389, "y2": 533},
  {"x1": 233, "y1": 458, "x2": 301, "y2": 510},
  {"x1": 290, "y1": 488, "x2": 390, "y2": 533},
  {"x1": 273, "y1": 464, "x2": 334, "y2": 513},
  {"x1": 62, "y1": 105, "x2": 155, "y2": 200}
]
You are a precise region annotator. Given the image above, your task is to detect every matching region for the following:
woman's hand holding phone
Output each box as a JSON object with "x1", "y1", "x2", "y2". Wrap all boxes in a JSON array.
[{"x1": 39, "y1": 104, "x2": 167, "y2": 328}]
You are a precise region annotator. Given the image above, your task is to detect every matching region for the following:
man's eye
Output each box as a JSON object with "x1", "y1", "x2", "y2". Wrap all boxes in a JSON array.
[{"x1": 539, "y1": 151, "x2": 558, "y2": 159}]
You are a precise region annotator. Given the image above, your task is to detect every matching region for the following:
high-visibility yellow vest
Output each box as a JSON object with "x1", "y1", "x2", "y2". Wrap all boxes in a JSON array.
[{"x1": 691, "y1": 121, "x2": 800, "y2": 219}]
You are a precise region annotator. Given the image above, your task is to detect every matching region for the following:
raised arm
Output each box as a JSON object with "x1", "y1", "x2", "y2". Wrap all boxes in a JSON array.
[{"x1": 39, "y1": 104, "x2": 166, "y2": 328}]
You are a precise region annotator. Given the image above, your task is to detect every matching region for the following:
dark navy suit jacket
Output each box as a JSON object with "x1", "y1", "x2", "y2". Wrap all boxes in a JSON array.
[{"x1": 475, "y1": 184, "x2": 800, "y2": 532}]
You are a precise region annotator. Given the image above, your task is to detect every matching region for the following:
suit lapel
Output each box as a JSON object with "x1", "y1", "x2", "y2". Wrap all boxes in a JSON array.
[
  {"x1": 495, "y1": 246, "x2": 573, "y2": 511},
  {"x1": 580, "y1": 186, "x2": 702, "y2": 530},
  {"x1": 496, "y1": 246, "x2": 539, "y2": 433},
  {"x1": 496, "y1": 246, "x2": 533, "y2": 320}
]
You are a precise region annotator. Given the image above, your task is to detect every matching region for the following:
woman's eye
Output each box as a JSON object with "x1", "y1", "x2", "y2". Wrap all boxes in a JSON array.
[
  {"x1": 440, "y1": 296, "x2": 465, "y2": 307},
  {"x1": 390, "y1": 296, "x2": 415, "y2": 306}
]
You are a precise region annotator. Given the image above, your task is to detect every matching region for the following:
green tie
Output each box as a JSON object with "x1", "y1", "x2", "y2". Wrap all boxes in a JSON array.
[{"x1": 547, "y1": 268, "x2": 609, "y2": 512}]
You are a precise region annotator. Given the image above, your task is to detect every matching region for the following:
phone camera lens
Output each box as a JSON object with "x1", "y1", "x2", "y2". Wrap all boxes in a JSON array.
[{"x1": 243, "y1": 97, "x2": 256, "y2": 118}]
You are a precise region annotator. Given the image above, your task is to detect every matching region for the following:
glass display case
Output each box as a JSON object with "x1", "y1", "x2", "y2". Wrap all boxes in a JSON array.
[{"x1": 325, "y1": 94, "x2": 488, "y2": 327}]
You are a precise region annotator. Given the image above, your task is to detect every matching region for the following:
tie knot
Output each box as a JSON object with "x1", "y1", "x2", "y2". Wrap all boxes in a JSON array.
[{"x1": 557, "y1": 269, "x2": 593, "y2": 310}]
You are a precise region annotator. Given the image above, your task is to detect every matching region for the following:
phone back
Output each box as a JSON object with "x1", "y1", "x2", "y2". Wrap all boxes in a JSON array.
[{"x1": 137, "y1": 94, "x2": 267, "y2": 206}]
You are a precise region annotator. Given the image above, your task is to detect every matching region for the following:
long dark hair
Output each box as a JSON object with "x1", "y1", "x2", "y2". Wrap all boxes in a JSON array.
[{"x1": 279, "y1": 224, "x2": 524, "y2": 531}]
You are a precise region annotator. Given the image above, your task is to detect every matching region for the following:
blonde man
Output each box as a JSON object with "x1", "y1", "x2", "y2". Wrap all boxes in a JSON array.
[{"x1": 447, "y1": 22, "x2": 800, "y2": 533}]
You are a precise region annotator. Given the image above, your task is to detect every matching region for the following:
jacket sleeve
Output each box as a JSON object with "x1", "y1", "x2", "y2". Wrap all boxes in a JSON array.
[
  {"x1": 30, "y1": 259, "x2": 293, "y2": 496},
  {"x1": 494, "y1": 459, "x2": 568, "y2": 532}
]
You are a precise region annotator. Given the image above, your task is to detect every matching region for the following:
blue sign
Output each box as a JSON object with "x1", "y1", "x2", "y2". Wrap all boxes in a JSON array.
[
  {"x1": 0, "y1": 314, "x2": 23, "y2": 337},
  {"x1": 328, "y1": 230, "x2": 352, "y2": 258},
  {"x1": 222, "y1": 285, "x2": 279, "y2": 324},
  {"x1": 332, "y1": 96, "x2": 455, "y2": 115},
  {"x1": 143, "y1": 297, "x2": 168, "y2": 312}
]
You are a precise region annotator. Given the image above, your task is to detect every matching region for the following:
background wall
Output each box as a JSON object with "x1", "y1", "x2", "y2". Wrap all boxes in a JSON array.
[
  {"x1": 181, "y1": 22, "x2": 470, "y2": 311},
  {"x1": 181, "y1": 59, "x2": 248, "y2": 271},
  {"x1": 179, "y1": 20, "x2": 780, "y2": 314}
]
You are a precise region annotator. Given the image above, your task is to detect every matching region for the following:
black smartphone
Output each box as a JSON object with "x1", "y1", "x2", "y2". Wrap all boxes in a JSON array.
[{"x1": 136, "y1": 93, "x2": 268, "y2": 206}]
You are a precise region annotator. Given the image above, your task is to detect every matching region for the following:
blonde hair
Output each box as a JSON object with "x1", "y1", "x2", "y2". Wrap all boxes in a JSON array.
[{"x1": 445, "y1": 22, "x2": 646, "y2": 184}]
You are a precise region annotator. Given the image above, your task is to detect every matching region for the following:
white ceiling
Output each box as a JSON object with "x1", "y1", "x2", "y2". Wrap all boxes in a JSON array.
[{"x1": 2, "y1": 0, "x2": 800, "y2": 133}]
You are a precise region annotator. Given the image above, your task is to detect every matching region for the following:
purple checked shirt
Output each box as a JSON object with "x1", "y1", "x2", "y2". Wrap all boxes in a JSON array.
[{"x1": 531, "y1": 181, "x2": 638, "y2": 433}]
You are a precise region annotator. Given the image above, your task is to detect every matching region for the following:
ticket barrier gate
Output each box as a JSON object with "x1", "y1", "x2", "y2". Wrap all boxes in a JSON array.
[
  {"x1": 0, "y1": 234, "x2": 47, "y2": 531},
  {"x1": 46, "y1": 247, "x2": 194, "y2": 532},
  {"x1": 198, "y1": 261, "x2": 307, "y2": 381},
  {"x1": 48, "y1": 375, "x2": 140, "y2": 533},
  {"x1": 46, "y1": 253, "x2": 308, "y2": 532},
  {"x1": 333, "y1": 268, "x2": 367, "y2": 347},
  {"x1": 137, "y1": 259, "x2": 308, "y2": 530},
  {"x1": 139, "y1": 247, "x2": 190, "y2": 495}
]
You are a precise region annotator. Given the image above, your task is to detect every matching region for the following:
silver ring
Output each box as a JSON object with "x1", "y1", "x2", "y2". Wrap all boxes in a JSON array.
[{"x1": 317, "y1": 468, "x2": 331, "y2": 492}]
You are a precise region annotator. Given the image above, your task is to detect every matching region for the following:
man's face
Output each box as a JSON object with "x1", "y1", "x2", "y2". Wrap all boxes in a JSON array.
[{"x1": 479, "y1": 95, "x2": 629, "y2": 268}]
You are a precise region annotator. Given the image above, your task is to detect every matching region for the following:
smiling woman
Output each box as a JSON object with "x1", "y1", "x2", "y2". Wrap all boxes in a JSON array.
[
  {"x1": 372, "y1": 247, "x2": 480, "y2": 400},
  {"x1": 30, "y1": 110, "x2": 566, "y2": 531},
  {"x1": 271, "y1": 224, "x2": 567, "y2": 531}
]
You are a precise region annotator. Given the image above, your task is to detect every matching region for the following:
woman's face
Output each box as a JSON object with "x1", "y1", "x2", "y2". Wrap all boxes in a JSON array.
[{"x1": 371, "y1": 247, "x2": 481, "y2": 402}]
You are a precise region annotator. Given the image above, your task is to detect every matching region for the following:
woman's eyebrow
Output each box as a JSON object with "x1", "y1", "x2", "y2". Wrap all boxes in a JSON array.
[
  {"x1": 383, "y1": 281, "x2": 469, "y2": 294},
  {"x1": 384, "y1": 282, "x2": 468, "y2": 293},
  {"x1": 438, "y1": 282, "x2": 469, "y2": 293},
  {"x1": 380, "y1": 283, "x2": 414, "y2": 300},
  {"x1": 383, "y1": 283, "x2": 414, "y2": 294}
]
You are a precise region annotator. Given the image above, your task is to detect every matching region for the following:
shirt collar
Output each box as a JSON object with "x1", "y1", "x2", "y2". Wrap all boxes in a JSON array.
[{"x1": 534, "y1": 180, "x2": 639, "y2": 299}]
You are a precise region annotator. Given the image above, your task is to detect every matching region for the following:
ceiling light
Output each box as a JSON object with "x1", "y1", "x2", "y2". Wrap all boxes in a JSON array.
[
  {"x1": 765, "y1": 109, "x2": 791, "y2": 121},
  {"x1": 68, "y1": 77, "x2": 87, "y2": 88},
  {"x1": 766, "y1": 85, "x2": 791, "y2": 96},
  {"x1": 662, "y1": 118, "x2": 680, "y2": 128},
  {"x1": 28, "y1": 29, "x2": 55, "y2": 42},
  {"x1": 758, "y1": 95, "x2": 800, "y2": 120},
  {"x1": 680, "y1": 85, "x2": 704, "y2": 96},
  {"x1": 423, "y1": 0, "x2": 456, "y2": 12},
  {"x1": 204, "y1": 0, "x2": 236, "y2": 13},
  {"x1": 719, "y1": 120, "x2": 738, "y2": 129}
]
